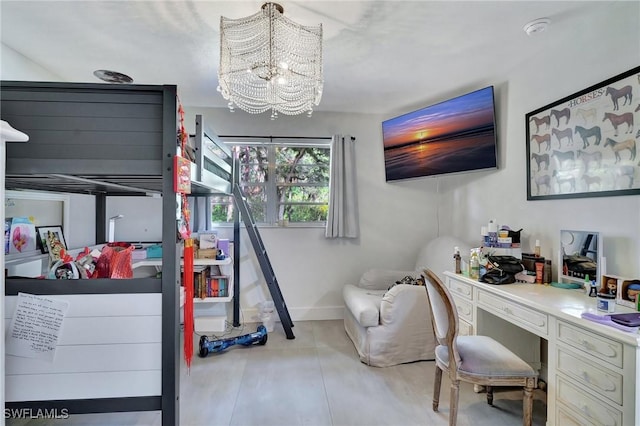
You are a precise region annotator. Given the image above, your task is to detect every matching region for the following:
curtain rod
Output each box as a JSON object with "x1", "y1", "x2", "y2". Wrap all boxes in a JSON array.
[{"x1": 219, "y1": 135, "x2": 355, "y2": 141}]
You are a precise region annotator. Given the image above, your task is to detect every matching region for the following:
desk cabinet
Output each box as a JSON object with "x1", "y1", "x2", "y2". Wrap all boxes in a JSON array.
[
  {"x1": 555, "y1": 320, "x2": 635, "y2": 426},
  {"x1": 444, "y1": 271, "x2": 640, "y2": 426}
]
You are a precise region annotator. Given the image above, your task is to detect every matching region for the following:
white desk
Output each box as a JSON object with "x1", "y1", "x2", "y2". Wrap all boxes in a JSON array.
[{"x1": 444, "y1": 271, "x2": 640, "y2": 426}]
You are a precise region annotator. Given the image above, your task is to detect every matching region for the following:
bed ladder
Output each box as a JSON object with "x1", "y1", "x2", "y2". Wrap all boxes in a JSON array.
[{"x1": 232, "y1": 185, "x2": 295, "y2": 339}]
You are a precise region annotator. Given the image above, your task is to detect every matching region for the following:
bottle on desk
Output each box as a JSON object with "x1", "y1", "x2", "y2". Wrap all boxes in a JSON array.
[
  {"x1": 454, "y1": 247, "x2": 462, "y2": 274},
  {"x1": 469, "y1": 249, "x2": 480, "y2": 280},
  {"x1": 534, "y1": 240, "x2": 541, "y2": 257}
]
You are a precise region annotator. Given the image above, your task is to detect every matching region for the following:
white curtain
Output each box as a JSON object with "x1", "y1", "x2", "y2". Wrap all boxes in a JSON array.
[{"x1": 325, "y1": 134, "x2": 359, "y2": 238}]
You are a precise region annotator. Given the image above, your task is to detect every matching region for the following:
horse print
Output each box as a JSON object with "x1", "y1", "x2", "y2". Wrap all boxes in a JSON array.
[
  {"x1": 530, "y1": 134, "x2": 551, "y2": 152},
  {"x1": 552, "y1": 127, "x2": 573, "y2": 148},
  {"x1": 551, "y1": 149, "x2": 575, "y2": 170},
  {"x1": 636, "y1": 104, "x2": 640, "y2": 112},
  {"x1": 603, "y1": 112, "x2": 634, "y2": 136},
  {"x1": 552, "y1": 169, "x2": 576, "y2": 192},
  {"x1": 605, "y1": 85, "x2": 633, "y2": 110},
  {"x1": 529, "y1": 115, "x2": 550, "y2": 133},
  {"x1": 576, "y1": 108, "x2": 597, "y2": 124},
  {"x1": 604, "y1": 137, "x2": 636, "y2": 163},
  {"x1": 581, "y1": 174, "x2": 601, "y2": 191},
  {"x1": 550, "y1": 108, "x2": 571, "y2": 127},
  {"x1": 531, "y1": 153, "x2": 550, "y2": 171},
  {"x1": 574, "y1": 125, "x2": 602, "y2": 148},
  {"x1": 534, "y1": 174, "x2": 551, "y2": 195},
  {"x1": 613, "y1": 165, "x2": 635, "y2": 189},
  {"x1": 577, "y1": 150, "x2": 602, "y2": 172}
]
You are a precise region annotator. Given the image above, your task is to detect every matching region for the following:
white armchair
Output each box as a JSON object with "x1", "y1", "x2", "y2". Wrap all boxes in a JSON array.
[{"x1": 343, "y1": 236, "x2": 471, "y2": 367}]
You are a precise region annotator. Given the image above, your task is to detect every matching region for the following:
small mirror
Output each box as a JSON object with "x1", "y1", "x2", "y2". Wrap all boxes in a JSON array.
[{"x1": 560, "y1": 230, "x2": 602, "y2": 286}]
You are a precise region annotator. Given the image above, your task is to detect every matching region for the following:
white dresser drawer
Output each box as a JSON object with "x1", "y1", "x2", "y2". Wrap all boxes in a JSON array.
[
  {"x1": 477, "y1": 291, "x2": 548, "y2": 337},
  {"x1": 447, "y1": 277, "x2": 473, "y2": 301},
  {"x1": 556, "y1": 401, "x2": 597, "y2": 426},
  {"x1": 556, "y1": 375, "x2": 622, "y2": 426},
  {"x1": 458, "y1": 319, "x2": 473, "y2": 336},
  {"x1": 452, "y1": 296, "x2": 473, "y2": 324},
  {"x1": 556, "y1": 346, "x2": 623, "y2": 405},
  {"x1": 557, "y1": 321, "x2": 624, "y2": 369}
]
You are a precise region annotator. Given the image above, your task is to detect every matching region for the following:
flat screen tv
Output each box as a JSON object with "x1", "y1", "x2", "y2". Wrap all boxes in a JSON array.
[{"x1": 381, "y1": 86, "x2": 498, "y2": 181}]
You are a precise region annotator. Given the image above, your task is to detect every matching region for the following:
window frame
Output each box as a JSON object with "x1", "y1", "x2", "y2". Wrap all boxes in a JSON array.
[{"x1": 210, "y1": 137, "x2": 331, "y2": 227}]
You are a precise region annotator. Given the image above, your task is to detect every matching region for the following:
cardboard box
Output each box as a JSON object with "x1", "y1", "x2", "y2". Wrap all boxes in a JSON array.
[{"x1": 197, "y1": 249, "x2": 218, "y2": 259}]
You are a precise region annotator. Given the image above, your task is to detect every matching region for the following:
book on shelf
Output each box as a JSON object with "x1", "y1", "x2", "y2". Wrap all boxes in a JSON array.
[{"x1": 193, "y1": 271, "x2": 229, "y2": 298}]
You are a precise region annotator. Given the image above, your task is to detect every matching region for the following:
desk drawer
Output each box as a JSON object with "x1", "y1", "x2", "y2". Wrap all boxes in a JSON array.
[
  {"x1": 458, "y1": 319, "x2": 473, "y2": 336},
  {"x1": 557, "y1": 321, "x2": 623, "y2": 369},
  {"x1": 556, "y1": 402, "x2": 597, "y2": 426},
  {"x1": 477, "y1": 291, "x2": 548, "y2": 337},
  {"x1": 556, "y1": 375, "x2": 622, "y2": 426},
  {"x1": 452, "y1": 296, "x2": 473, "y2": 324},
  {"x1": 557, "y1": 346, "x2": 623, "y2": 405},
  {"x1": 447, "y1": 277, "x2": 473, "y2": 301}
]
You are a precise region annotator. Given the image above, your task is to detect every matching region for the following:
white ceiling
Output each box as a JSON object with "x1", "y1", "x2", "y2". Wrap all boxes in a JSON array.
[{"x1": 0, "y1": 1, "x2": 630, "y2": 115}]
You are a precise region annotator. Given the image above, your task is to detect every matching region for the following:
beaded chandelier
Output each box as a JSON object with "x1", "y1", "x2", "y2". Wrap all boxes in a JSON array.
[{"x1": 218, "y1": 3, "x2": 323, "y2": 119}]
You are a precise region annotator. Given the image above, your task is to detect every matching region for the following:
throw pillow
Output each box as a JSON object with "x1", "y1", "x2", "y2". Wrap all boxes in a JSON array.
[{"x1": 387, "y1": 275, "x2": 425, "y2": 292}]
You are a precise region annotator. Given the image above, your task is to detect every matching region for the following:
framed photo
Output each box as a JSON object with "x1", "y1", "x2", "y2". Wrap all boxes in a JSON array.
[
  {"x1": 36, "y1": 226, "x2": 66, "y2": 254},
  {"x1": 526, "y1": 66, "x2": 640, "y2": 200}
]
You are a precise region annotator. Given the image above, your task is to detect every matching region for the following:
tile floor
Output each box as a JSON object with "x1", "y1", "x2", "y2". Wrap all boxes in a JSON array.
[{"x1": 6, "y1": 320, "x2": 547, "y2": 426}]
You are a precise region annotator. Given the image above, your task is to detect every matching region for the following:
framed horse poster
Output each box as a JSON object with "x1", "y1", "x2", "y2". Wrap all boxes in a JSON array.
[{"x1": 526, "y1": 65, "x2": 640, "y2": 200}]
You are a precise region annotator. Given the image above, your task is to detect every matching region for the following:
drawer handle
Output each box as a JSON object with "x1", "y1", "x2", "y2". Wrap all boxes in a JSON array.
[
  {"x1": 578, "y1": 338, "x2": 594, "y2": 350},
  {"x1": 581, "y1": 402, "x2": 615, "y2": 426},
  {"x1": 581, "y1": 371, "x2": 589, "y2": 383},
  {"x1": 581, "y1": 371, "x2": 616, "y2": 392},
  {"x1": 580, "y1": 404, "x2": 589, "y2": 415}
]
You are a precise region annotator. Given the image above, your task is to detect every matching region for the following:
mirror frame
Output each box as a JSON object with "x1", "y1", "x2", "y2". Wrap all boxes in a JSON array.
[{"x1": 559, "y1": 229, "x2": 604, "y2": 286}]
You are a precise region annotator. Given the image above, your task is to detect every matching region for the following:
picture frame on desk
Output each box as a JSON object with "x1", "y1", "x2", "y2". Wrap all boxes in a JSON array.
[
  {"x1": 35, "y1": 225, "x2": 66, "y2": 254},
  {"x1": 525, "y1": 65, "x2": 640, "y2": 201}
]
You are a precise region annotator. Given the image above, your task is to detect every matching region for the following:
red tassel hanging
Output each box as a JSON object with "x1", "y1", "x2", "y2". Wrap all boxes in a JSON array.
[{"x1": 183, "y1": 238, "x2": 194, "y2": 371}]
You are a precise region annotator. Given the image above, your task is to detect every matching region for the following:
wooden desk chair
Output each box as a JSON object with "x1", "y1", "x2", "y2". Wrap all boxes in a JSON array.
[{"x1": 422, "y1": 269, "x2": 538, "y2": 426}]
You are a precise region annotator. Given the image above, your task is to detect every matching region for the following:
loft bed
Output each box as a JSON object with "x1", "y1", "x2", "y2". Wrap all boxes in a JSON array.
[{"x1": 1, "y1": 81, "x2": 235, "y2": 423}]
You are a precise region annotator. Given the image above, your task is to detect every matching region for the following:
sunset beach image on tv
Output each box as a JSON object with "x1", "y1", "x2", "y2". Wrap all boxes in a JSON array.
[{"x1": 381, "y1": 86, "x2": 498, "y2": 181}]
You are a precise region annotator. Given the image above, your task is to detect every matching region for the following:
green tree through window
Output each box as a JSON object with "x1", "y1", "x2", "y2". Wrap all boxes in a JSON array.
[{"x1": 210, "y1": 142, "x2": 330, "y2": 225}]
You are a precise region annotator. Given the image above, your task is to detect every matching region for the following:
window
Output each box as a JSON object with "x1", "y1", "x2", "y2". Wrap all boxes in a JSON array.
[{"x1": 210, "y1": 140, "x2": 331, "y2": 226}]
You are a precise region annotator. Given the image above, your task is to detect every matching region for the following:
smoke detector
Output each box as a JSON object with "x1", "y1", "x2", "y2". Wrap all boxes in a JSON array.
[{"x1": 523, "y1": 18, "x2": 551, "y2": 36}]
